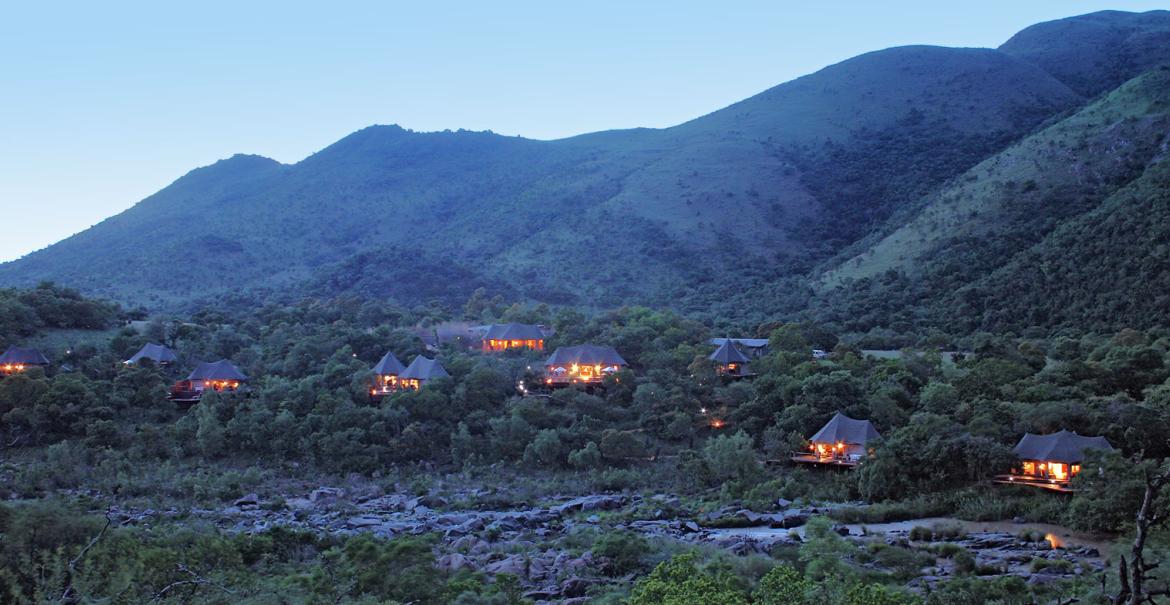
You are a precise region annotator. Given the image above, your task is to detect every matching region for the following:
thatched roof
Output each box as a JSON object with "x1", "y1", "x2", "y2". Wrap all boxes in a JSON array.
[
  {"x1": 545, "y1": 344, "x2": 627, "y2": 368},
  {"x1": 372, "y1": 351, "x2": 405, "y2": 376},
  {"x1": 0, "y1": 346, "x2": 50, "y2": 366},
  {"x1": 1012, "y1": 430, "x2": 1114, "y2": 464},
  {"x1": 126, "y1": 343, "x2": 177, "y2": 365},
  {"x1": 481, "y1": 323, "x2": 545, "y2": 341},
  {"x1": 810, "y1": 412, "x2": 880, "y2": 445},
  {"x1": 709, "y1": 339, "x2": 751, "y2": 364},
  {"x1": 187, "y1": 360, "x2": 248, "y2": 382},
  {"x1": 400, "y1": 356, "x2": 450, "y2": 381}
]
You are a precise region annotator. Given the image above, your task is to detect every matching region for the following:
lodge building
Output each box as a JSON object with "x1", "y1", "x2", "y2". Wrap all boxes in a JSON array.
[
  {"x1": 544, "y1": 344, "x2": 627, "y2": 387},
  {"x1": 398, "y1": 356, "x2": 450, "y2": 390},
  {"x1": 0, "y1": 346, "x2": 50, "y2": 376},
  {"x1": 709, "y1": 338, "x2": 754, "y2": 378},
  {"x1": 791, "y1": 412, "x2": 880, "y2": 468},
  {"x1": 479, "y1": 323, "x2": 547, "y2": 352},
  {"x1": 170, "y1": 360, "x2": 249, "y2": 403},
  {"x1": 370, "y1": 351, "x2": 406, "y2": 399},
  {"x1": 125, "y1": 343, "x2": 178, "y2": 366},
  {"x1": 996, "y1": 430, "x2": 1114, "y2": 492}
]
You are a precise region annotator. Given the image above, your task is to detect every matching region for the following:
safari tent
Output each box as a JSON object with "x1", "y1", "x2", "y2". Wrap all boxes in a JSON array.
[
  {"x1": 544, "y1": 344, "x2": 627, "y2": 387},
  {"x1": 0, "y1": 346, "x2": 50, "y2": 376},
  {"x1": 709, "y1": 338, "x2": 753, "y2": 377},
  {"x1": 370, "y1": 351, "x2": 406, "y2": 398},
  {"x1": 398, "y1": 356, "x2": 450, "y2": 390},
  {"x1": 997, "y1": 430, "x2": 1114, "y2": 492},
  {"x1": 125, "y1": 343, "x2": 178, "y2": 366},
  {"x1": 791, "y1": 412, "x2": 880, "y2": 467},
  {"x1": 480, "y1": 323, "x2": 546, "y2": 352},
  {"x1": 170, "y1": 359, "x2": 249, "y2": 402}
]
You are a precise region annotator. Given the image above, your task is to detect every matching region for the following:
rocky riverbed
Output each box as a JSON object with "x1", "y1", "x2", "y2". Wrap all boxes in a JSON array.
[{"x1": 93, "y1": 487, "x2": 1112, "y2": 602}]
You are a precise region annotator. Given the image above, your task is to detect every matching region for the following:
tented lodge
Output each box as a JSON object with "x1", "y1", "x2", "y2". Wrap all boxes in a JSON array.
[
  {"x1": 708, "y1": 337, "x2": 769, "y2": 358},
  {"x1": 125, "y1": 343, "x2": 178, "y2": 366},
  {"x1": 709, "y1": 338, "x2": 754, "y2": 378},
  {"x1": 0, "y1": 346, "x2": 50, "y2": 376},
  {"x1": 544, "y1": 344, "x2": 627, "y2": 387},
  {"x1": 398, "y1": 356, "x2": 450, "y2": 390},
  {"x1": 479, "y1": 323, "x2": 546, "y2": 352},
  {"x1": 170, "y1": 360, "x2": 249, "y2": 403},
  {"x1": 996, "y1": 430, "x2": 1114, "y2": 492},
  {"x1": 370, "y1": 351, "x2": 406, "y2": 398},
  {"x1": 791, "y1": 412, "x2": 880, "y2": 467}
]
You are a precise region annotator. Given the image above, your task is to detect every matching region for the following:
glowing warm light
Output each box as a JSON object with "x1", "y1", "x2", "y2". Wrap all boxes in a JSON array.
[
  {"x1": 1045, "y1": 533, "x2": 1065, "y2": 549},
  {"x1": 711, "y1": 419, "x2": 725, "y2": 429}
]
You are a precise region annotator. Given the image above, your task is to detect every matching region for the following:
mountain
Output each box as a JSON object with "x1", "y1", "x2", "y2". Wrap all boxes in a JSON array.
[
  {"x1": 1000, "y1": 9, "x2": 1170, "y2": 96},
  {"x1": 812, "y1": 65, "x2": 1170, "y2": 336},
  {"x1": 2, "y1": 10, "x2": 1169, "y2": 335}
]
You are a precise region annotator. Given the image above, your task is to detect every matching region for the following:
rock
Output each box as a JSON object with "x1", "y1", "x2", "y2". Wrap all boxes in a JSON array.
[
  {"x1": 234, "y1": 493, "x2": 260, "y2": 507},
  {"x1": 586, "y1": 515, "x2": 600, "y2": 524},
  {"x1": 776, "y1": 498, "x2": 793, "y2": 508},
  {"x1": 437, "y1": 553, "x2": 472, "y2": 572},
  {"x1": 770, "y1": 512, "x2": 808, "y2": 529},
  {"x1": 346, "y1": 515, "x2": 384, "y2": 529},
  {"x1": 554, "y1": 495, "x2": 626, "y2": 515},
  {"x1": 682, "y1": 521, "x2": 701, "y2": 533},
  {"x1": 559, "y1": 577, "x2": 595, "y2": 598},
  {"x1": 1027, "y1": 573, "x2": 1064, "y2": 586},
  {"x1": 310, "y1": 487, "x2": 345, "y2": 503},
  {"x1": 484, "y1": 555, "x2": 526, "y2": 577},
  {"x1": 832, "y1": 524, "x2": 851, "y2": 536},
  {"x1": 522, "y1": 589, "x2": 559, "y2": 601}
]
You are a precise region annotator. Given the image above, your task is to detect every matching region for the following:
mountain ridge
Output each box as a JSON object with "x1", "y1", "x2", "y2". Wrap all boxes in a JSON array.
[{"x1": 3, "y1": 10, "x2": 1170, "y2": 336}]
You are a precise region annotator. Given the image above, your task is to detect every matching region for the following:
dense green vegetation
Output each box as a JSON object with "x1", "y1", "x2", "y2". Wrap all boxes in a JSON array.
[{"x1": 4, "y1": 284, "x2": 1170, "y2": 602}]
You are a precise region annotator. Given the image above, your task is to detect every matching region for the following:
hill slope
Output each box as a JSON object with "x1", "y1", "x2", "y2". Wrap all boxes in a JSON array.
[
  {"x1": 813, "y1": 65, "x2": 1170, "y2": 335},
  {"x1": 2, "y1": 10, "x2": 1169, "y2": 332}
]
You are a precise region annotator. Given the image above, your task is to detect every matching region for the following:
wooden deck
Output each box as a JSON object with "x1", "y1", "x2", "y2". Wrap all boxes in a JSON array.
[
  {"x1": 789, "y1": 452, "x2": 861, "y2": 468},
  {"x1": 993, "y1": 474, "x2": 1076, "y2": 493}
]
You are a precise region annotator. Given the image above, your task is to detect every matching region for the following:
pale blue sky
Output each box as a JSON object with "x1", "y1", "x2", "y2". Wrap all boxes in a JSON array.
[{"x1": 1, "y1": 1, "x2": 1165, "y2": 262}]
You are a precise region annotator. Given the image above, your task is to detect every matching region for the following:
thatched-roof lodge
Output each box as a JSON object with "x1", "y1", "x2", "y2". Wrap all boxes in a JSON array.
[
  {"x1": 544, "y1": 344, "x2": 627, "y2": 387},
  {"x1": 170, "y1": 360, "x2": 249, "y2": 403},
  {"x1": 709, "y1": 338, "x2": 754, "y2": 378},
  {"x1": 125, "y1": 343, "x2": 178, "y2": 366},
  {"x1": 996, "y1": 430, "x2": 1114, "y2": 492},
  {"x1": 0, "y1": 346, "x2": 50, "y2": 376},
  {"x1": 398, "y1": 356, "x2": 449, "y2": 390},
  {"x1": 791, "y1": 412, "x2": 880, "y2": 467},
  {"x1": 479, "y1": 323, "x2": 546, "y2": 352},
  {"x1": 370, "y1": 351, "x2": 406, "y2": 398}
]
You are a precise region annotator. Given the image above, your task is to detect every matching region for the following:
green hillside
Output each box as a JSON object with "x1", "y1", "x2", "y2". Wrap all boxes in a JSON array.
[
  {"x1": 813, "y1": 65, "x2": 1170, "y2": 337},
  {"x1": 1, "y1": 10, "x2": 1168, "y2": 336},
  {"x1": 0, "y1": 42, "x2": 1082, "y2": 312}
]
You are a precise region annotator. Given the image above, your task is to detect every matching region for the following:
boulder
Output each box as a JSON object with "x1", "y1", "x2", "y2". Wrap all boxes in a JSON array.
[
  {"x1": 437, "y1": 553, "x2": 473, "y2": 572},
  {"x1": 346, "y1": 515, "x2": 384, "y2": 529},
  {"x1": 554, "y1": 495, "x2": 626, "y2": 515},
  {"x1": 310, "y1": 487, "x2": 345, "y2": 503},
  {"x1": 234, "y1": 493, "x2": 260, "y2": 507},
  {"x1": 559, "y1": 577, "x2": 596, "y2": 598},
  {"x1": 484, "y1": 555, "x2": 527, "y2": 577}
]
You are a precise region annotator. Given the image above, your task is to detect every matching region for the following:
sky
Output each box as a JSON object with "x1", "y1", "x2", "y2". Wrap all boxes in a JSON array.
[{"x1": 1, "y1": 1, "x2": 1166, "y2": 262}]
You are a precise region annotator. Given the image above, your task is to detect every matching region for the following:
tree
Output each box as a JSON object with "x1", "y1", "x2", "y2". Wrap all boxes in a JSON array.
[
  {"x1": 701, "y1": 430, "x2": 759, "y2": 485},
  {"x1": 628, "y1": 553, "x2": 749, "y2": 605},
  {"x1": 799, "y1": 516, "x2": 854, "y2": 581},
  {"x1": 755, "y1": 564, "x2": 812, "y2": 605}
]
